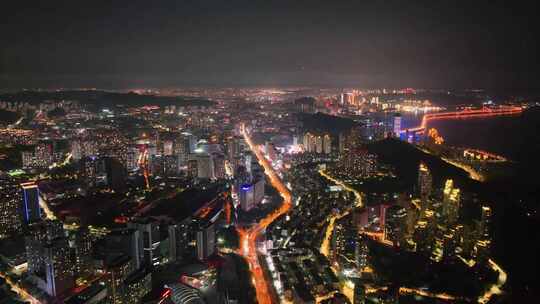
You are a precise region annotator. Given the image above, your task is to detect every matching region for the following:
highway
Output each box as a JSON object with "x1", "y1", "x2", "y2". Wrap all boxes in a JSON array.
[
  {"x1": 0, "y1": 271, "x2": 41, "y2": 304},
  {"x1": 238, "y1": 123, "x2": 292, "y2": 304}
]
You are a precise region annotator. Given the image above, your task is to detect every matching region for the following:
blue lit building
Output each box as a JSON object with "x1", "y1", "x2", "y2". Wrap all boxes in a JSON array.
[{"x1": 21, "y1": 182, "x2": 41, "y2": 224}]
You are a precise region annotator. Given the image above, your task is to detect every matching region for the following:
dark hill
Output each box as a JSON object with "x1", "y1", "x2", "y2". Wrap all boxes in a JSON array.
[
  {"x1": 0, "y1": 109, "x2": 20, "y2": 124},
  {"x1": 298, "y1": 112, "x2": 357, "y2": 135},
  {"x1": 367, "y1": 138, "x2": 480, "y2": 192}
]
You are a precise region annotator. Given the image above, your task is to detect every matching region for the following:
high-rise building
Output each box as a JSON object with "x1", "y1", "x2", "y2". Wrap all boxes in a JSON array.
[
  {"x1": 21, "y1": 150, "x2": 36, "y2": 168},
  {"x1": 384, "y1": 205, "x2": 407, "y2": 246},
  {"x1": 442, "y1": 179, "x2": 461, "y2": 223},
  {"x1": 253, "y1": 177, "x2": 265, "y2": 206},
  {"x1": 122, "y1": 270, "x2": 152, "y2": 304},
  {"x1": 227, "y1": 136, "x2": 239, "y2": 161},
  {"x1": 104, "y1": 255, "x2": 136, "y2": 304},
  {"x1": 0, "y1": 179, "x2": 22, "y2": 238},
  {"x1": 239, "y1": 183, "x2": 255, "y2": 211},
  {"x1": 393, "y1": 113, "x2": 402, "y2": 137},
  {"x1": 25, "y1": 223, "x2": 47, "y2": 274},
  {"x1": 21, "y1": 182, "x2": 41, "y2": 224},
  {"x1": 175, "y1": 132, "x2": 195, "y2": 168},
  {"x1": 353, "y1": 280, "x2": 366, "y2": 304},
  {"x1": 81, "y1": 156, "x2": 99, "y2": 187},
  {"x1": 355, "y1": 235, "x2": 369, "y2": 270},
  {"x1": 187, "y1": 159, "x2": 198, "y2": 178},
  {"x1": 71, "y1": 139, "x2": 98, "y2": 161},
  {"x1": 303, "y1": 132, "x2": 332, "y2": 154},
  {"x1": 128, "y1": 218, "x2": 161, "y2": 267},
  {"x1": 315, "y1": 135, "x2": 323, "y2": 153},
  {"x1": 167, "y1": 221, "x2": 191, "y2": 263},
  {"x1": 162, "y1": 139, "x2": 174, "y2": 156},
  {"x1": 479, "y1": 206, "x2": 492, "y2": 240},
  {"x1": 294, "y1": 97, "x2": 316, "y2": 113},
  {"x1": 43, "y1": 237, "x2": 75, "y2": 297},
  {"x1": 26, "y1": 220, "x2": 67, "y2": 274},
  {"x1": 103, "y1": 157, "x2": 126, "y2": 191},
  {"x1": 418, "y1": 162, "x2": 432, "y2": 205},
  {"x1": 72, "y1": 226, "x2": 94, "y2": 278},
  {"x1": 35, "y1": 142, "x2": 54, "y2": 168},
  {"x1": 196, "y1": 221, "x2": 215, "y2": 261},
  {"x1": 105, "y1": 228, "x2": 144, "y2": 270},
  {"x1": 212, "y1": 153, "x2": 226, "y2": 179},
  {"x1": 189, "y1": 151, "x2": 214, "y2": 180},
  {"x1": 126, "y1": 145, "x2": 140, "y2": 171},
  {"x1": 323, "y1": 134, "x2": 332, "y2": 154}
]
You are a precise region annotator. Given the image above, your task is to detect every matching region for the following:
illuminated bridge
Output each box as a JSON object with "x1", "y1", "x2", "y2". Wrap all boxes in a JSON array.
[{"x1": 401, "y1": 105, "x2": 523, "y2": 134}]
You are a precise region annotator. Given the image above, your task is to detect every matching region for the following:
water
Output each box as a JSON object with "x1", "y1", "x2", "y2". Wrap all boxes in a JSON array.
[{"x1": 403, "y1": 108, "x2": 540, "y2": 163}]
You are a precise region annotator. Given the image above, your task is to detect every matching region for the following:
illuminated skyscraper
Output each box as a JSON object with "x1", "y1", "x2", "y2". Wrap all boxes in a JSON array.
[
  {"x1": 104, "y1": 255, "x2": 136, "y2": 304},
  {"x1": 81, "y1": 156, "x2": 99, "y2": 187},
  {"x1": 43, "y1": 237, "x2": 75, "y2": 297},
  {"x1": 479, "y1": 206, "x2": 492, "y2": 240},
  {"x1": 73, "y1": 226, "x2": 94, "y2": 278},
  {"x1": 35, "y1": 142, "x2": 54, "y2": 168},
  {"x1": 26, "y1": 220, "x2": 66, "y2": 274},
  {"x1": 25, "y1": 222, "x2": 47, "y2": 273},
  {"x1": 123, "y1": 270, "x2": 152, "y2": 304},
  {"x1": 21, "y1": 182, "x2": 41, "y2": 224},
  {"x1": 303, "y1": 132, "x2": 332, "y2": 154},
  {"x1": 175, "y1": 133, "x2": 192, "y2": 167},
  {"x1": 384, "y1": 205, "x2": 407, "y2": 246},
  {"x1": 239, "y1": 183, "x2": 255, "y2": 211},
  {"x1": 393, "y1": 113, "x2": 402, "y2": 137},
  {"x1": 227, "y1": 136, "x2": 243, "y2": 161},
  {"x1": 417, "y1": 162, "x2": 432, "y2": 205},
  {"x1": 442, "y1": 179, "x2": 461, "y2": 223},
  {"x1": 0, "y1": 180, "x2": 22, "y2": 237},
  {"x1": 355, "y1": 235, "x2": 369, "y2": 269},
  {"x1": 323, "y1": 134, "x2": 332, "y2": 154}
]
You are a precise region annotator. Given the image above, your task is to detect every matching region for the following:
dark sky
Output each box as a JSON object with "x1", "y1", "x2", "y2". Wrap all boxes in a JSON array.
[{"x1": 1, "y1": 0, "x2": 539, "y2": 89}]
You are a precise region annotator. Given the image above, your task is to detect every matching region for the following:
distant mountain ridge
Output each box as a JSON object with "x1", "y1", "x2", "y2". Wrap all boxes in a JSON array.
[{"x1": 0, "y1": 90, "x2": 214, "y2": 107}]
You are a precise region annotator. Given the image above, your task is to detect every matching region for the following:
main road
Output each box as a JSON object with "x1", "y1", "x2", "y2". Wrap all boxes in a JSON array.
[{"x1": 238, "y1": 123, "x2": 292, "y2": 304}]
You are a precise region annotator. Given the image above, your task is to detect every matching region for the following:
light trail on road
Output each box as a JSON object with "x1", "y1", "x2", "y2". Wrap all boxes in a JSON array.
[
  {"x1": 0, "y1": 271, "x2": 41, "y2": 304},
  {"x1": 318, "y1": 169, "x2": 363, "y2": 303},
  {"x1": 238, "y1": 123, "x2": 292, "y2": 304}
]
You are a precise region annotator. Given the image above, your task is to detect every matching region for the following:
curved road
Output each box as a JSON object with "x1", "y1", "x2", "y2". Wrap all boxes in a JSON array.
[{"x1": 238, "y1": 124, "x2": 292, "y2": 304}]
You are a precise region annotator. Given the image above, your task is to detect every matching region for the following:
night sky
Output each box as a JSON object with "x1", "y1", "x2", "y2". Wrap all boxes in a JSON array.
[{"x1": 1, "y1": 0, "x2": 539, "y2": 89}]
